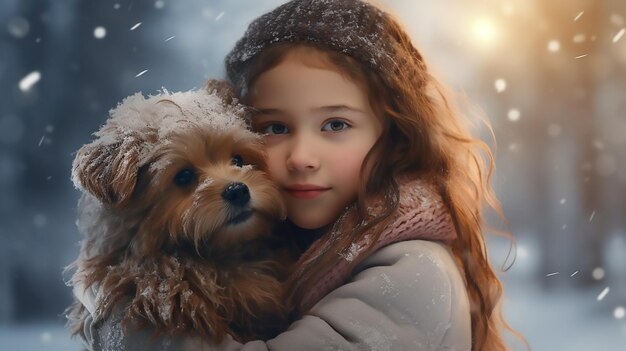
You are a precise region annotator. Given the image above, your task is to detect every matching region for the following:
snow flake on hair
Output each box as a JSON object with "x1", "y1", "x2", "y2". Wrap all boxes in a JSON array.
[
  {"x1": 103, "y1": 89, "x2": 248, "y2": 145},
  {"x1": 72, "y1": 88, "x2": 255, "y2": 190}
]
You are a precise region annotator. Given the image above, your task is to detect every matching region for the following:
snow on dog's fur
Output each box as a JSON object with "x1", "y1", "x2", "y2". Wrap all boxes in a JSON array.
[{"x1": 65, "y1": 80, "x2": 291, "y2": 344}]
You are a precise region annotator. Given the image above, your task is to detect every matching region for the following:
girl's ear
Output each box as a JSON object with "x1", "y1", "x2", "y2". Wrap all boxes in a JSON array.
[
  {"x1": 72, "y1": 135, "x2": 141, "y2": 208},
  {"x1": 204, "y1": 79, "x2": 237, "y2": 105}
]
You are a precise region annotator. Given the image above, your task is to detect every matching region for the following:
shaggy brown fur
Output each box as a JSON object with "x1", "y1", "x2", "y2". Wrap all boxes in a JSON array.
[{"x1": 65, "y1": 81, "x2": 293, "y2": 344}]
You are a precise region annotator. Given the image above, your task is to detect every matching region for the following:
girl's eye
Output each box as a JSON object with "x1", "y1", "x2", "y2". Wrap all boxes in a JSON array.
[
  {"x1": 174, "y1": 168, "x2": 195, "y2": 186},
  {"x1": 322, "y1": 120, "x2": 350, "y2": 132},
  {"x1": 232, "y1": 155, "x2": 244, "y2": 168},
  {"x1": 263, "y1": 123, "x2": 289, "y2": 135}
]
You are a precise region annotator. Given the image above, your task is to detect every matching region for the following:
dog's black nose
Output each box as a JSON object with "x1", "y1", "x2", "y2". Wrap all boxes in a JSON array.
[{"x1": 221, "y1": 182, "x2": 250, "y2": 207}]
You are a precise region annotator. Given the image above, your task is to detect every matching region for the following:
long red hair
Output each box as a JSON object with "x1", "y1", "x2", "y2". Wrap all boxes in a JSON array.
[{"x1": 237, "y1": 28, "x2": 526, "y2": 351}]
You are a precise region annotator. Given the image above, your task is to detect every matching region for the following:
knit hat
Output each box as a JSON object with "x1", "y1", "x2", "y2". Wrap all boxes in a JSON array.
[{"x1": 224, "y1": 0, "x2": 428, "y2": 96}]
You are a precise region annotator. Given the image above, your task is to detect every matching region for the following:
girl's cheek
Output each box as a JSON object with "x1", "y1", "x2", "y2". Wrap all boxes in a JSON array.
[{"x1": 341, "y1": 145, "x2": 369, "y2": 169}]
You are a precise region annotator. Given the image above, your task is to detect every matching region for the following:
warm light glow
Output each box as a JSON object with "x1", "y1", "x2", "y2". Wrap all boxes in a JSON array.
[{"x1": 472, "y1": 17, "x2": 498, "y2": 45}]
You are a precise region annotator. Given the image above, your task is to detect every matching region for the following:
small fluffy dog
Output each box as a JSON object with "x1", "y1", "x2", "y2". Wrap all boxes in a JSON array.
[{"x1": 66, "y1": 81, "x2": 292, "y2": 344}]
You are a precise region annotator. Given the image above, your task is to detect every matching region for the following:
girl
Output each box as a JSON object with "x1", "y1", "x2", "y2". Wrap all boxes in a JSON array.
[{"x1": 81, "y1": 0, "x2": 523, "y2": 350}]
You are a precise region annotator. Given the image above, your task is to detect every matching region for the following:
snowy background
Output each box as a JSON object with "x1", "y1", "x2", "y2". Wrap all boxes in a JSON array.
[{"x1": 0, "y1": 0, "x2": 625, "y2": 350}]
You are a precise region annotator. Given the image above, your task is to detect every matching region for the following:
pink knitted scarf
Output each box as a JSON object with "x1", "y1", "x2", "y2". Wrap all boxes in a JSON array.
[{"x1": 297, "y1": 175, "x2": 458, "y2": 310}]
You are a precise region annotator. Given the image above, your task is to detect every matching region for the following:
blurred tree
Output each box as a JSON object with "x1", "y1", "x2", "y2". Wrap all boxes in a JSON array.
[
  {"x1": 0, "y1": 0, "x2": 54, "y2": 323},
  {"x1": 534, "y1": 0, "x2": 607, "y2": 287},
  {"x1": 3, "y1": 0, "x2": 167, "y2": 322}
]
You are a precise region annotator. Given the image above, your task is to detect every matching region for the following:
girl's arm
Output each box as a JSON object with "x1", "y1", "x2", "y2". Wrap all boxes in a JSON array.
[{"x1": 81, "y1": 240, "x2": 471, "y2": 351}]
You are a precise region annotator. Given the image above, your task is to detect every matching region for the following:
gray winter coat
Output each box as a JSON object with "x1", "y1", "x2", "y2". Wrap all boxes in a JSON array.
[
  {"x1": 79, "y1": 239, "x2": 471, "y2": 351},
  {"x1": 76, "y1": 177, "x2": 472, "y2": 350}
]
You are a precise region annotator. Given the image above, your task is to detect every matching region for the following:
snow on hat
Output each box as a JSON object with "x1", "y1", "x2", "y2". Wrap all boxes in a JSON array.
[{"x1": 225, "y1": 0, "x2": 429, "y2": 96}]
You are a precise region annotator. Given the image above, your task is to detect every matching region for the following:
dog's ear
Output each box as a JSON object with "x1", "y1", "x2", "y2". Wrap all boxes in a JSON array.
[
  {"x1": 204, "y1": 79, "x2": 238, "y2": 105},
  {"x1": 72, "y1": 134, "x2": 142, "y2": 208}
]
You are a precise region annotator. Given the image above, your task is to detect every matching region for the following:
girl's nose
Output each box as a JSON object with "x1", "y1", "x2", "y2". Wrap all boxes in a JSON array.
[{"x1": 286, "y1": 134, "x2": 320, "y2": 172}]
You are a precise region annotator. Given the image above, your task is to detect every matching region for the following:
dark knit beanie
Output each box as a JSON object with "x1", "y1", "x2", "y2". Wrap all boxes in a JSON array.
[{"x1": 224, "y1": 0, "x2": 428, "y2": 96}]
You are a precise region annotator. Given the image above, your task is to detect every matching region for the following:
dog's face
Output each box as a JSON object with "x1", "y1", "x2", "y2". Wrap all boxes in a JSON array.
[
  {"x1": 132, "y1": 126, "x2": 285, "y2": 253},
  {"x1": 72, "y1": 85, "x2": 286, "y2": 256}
]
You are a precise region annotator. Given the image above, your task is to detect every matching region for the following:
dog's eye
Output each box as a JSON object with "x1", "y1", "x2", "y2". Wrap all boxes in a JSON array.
[
  {"x1": 232, "y1": 155, "x2": 243, "y2": 168},
  {"x1": 174, "y1": 168, "x2": 195, "y2": 186}
]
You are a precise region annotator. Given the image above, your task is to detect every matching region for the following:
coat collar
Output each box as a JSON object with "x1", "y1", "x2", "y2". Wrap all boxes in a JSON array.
[{"x1": 297, "y1": 175, "x2": 458, "y2": 310}]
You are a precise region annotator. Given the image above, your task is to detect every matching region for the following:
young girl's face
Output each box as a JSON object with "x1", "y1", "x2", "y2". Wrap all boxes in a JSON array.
[{"x1": 249, "y1": 48, "x2": 382, "y2": 230}]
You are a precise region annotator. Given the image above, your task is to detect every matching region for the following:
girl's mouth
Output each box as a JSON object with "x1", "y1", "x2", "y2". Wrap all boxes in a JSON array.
[{"x1": 284, "y1": 184, "x2": 330, "y2": 199}]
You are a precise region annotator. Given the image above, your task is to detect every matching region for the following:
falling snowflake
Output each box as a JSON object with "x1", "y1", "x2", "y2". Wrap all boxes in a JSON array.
[
  {"x1": 136, "y1": 69, "x2": 149, "y2": 77},
  {"x1": 507, "y1": 109, "x2": 520, "y2": 122},
  {"x1": 19, "y1": 70, "x2": 41, "y2": 92},
  {"x1": 597, "y1": 287, "x2": 610, "y2": 301},
  {"x1": 615, "y1": 306, "x2": 625, "y2": 319},
  {"x1": 610, "y1": 14, "x2": 624, "y2": 26},
  {"x1": 130, "y1": 22, "x2": 142, "y2": 31},
  {"x1": 592, "y1": 267, "x2": 605, "y2": 280},
  {"x1": 547, "y1": 40, "x2": 560, "y2": 52},
  {"x1": 494, "y1": 78, "x2": 506, "y2": 93},
  {"x1": 574, "y1": 11, "x2": 584, "y2": 21},
  {"x1": 573, "y1": 33, "x2": 586, "y2": 43},
  {"x1": 613, "y1": 28, "x2": 625, "y2": 43},
  {"x1": 575, "y1": 54, "x2": 588, "y2": 59},
  {"x1": 589, "y1": 211, "x2": 596, "y2": 222},
  {"x1": 215, "y1": 11, "x2": 225, "y2": 21},
  {"x1": 8, "y1": 16, "x2": 30, "y2": 38},
  {"x1": 94, "y1": 26, "x2": 106, "y2": 39}
]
